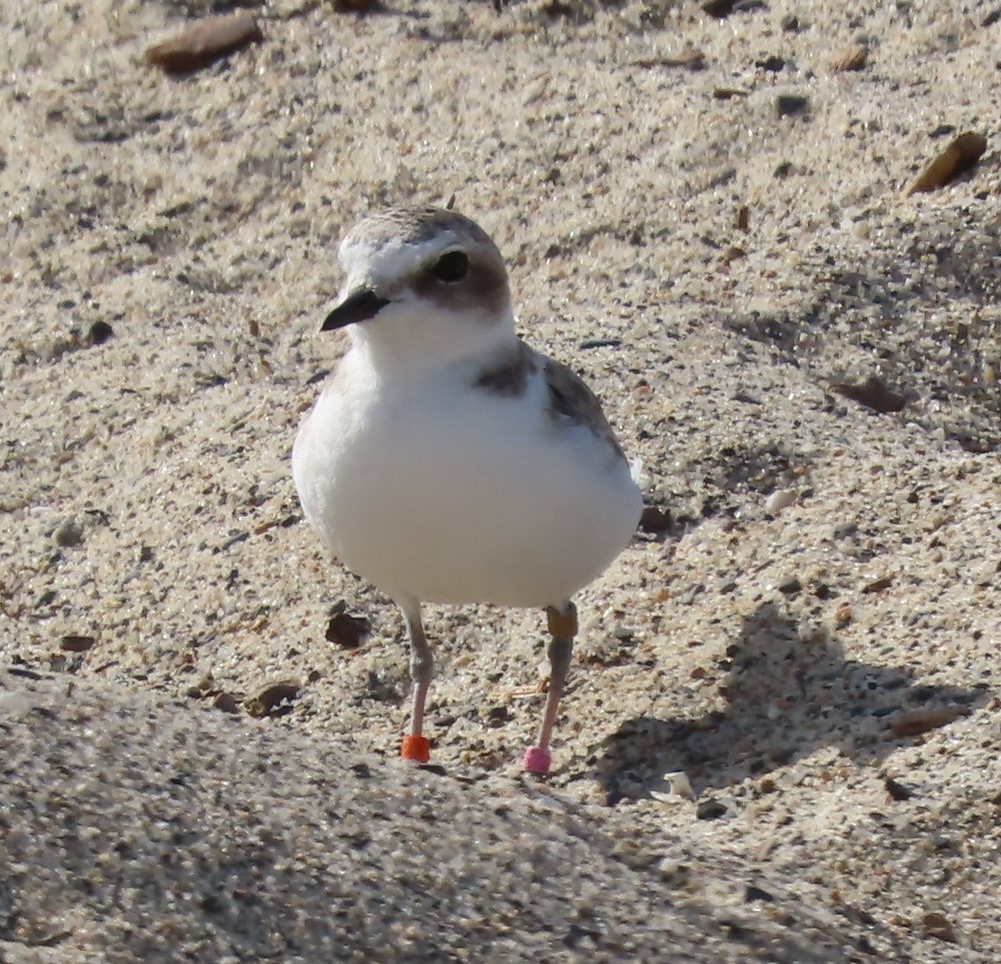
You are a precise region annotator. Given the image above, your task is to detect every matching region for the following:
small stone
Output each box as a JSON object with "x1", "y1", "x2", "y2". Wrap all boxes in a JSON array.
[
  {"x1": 60, "y1": 635, "x2": 96, "y2": 653},
  {"x1": 891, "y1": 707, "x2": 969, "y2": 737},
  {"x1": 861, "y1": 575, "x2": 894, "y2": 594},
  {"x1": 776, "y1": 94, "x2": 809, "y2": 117},
  {"x1": 53, "y1": 518, "x2": 84, "y2": 548},
  {"x1": 486, "y1": 705, "x2": 513, "y2": 726},
  {"x1": 702, "y1": 0, "x2": 734, "y2": 16},
  {"x1": 146, "y1": 12, "x2": 263, "y2": 75},
  {"x1": 777, "y1": 577, "x2": 802, "y2": 596},
  {"x1": 245, "y1": 681, "x2": 300, "y2": 718},
  {"x1": 884, "y1": 775, "x2": 914, "y2": 801},
  {"x1": 696, "y1": 798, "x2": 727, "y2": 820},
  {"x1": 764, "y1": 489, "x2": 797, "y2": 514},
  {"x1": 87, "y1": 320, "x2": 114, "y2": 346},
  {"x1": 922, "y1": 911, "x2": 957, "y2": 943},
  {"x1": 658, "y1": 858, "x2": 692, "y2": 883},
  {"x1": 780, "y1": 14, "x2": 801, "y2": 32},
  {"x1": 831, "y1": 375, "x2": 906, "y2": 413},
  {"x1": 638, "y1": 505, "x2": 672, "y2": 535},
  {"x1": 332, "y1": 0, "x2": 379, "y2": 11},
  {"x1": 736, "y1": 205, "x2": 750, "y2": 231},
  {"x1": 213, "y1": 692, "x2": 240, "y2": 714},
  {"x1": 906, "y1": 132, "x2": 987, "y2": 195},
  {"x1": 756, "y1": 55, "x2": 787, "y2": 73},
  {"x1": 713, "y1": 87, "x2": 748, "y2": 100},
  {"x1": 830, "y1": 47, "x2": 868, "y2": 73},
  {"x1": 745, "y1": 884, "x2": 774, "y2": 902},
  {"x1": 631, "y1": 49, "x2": 706, "y2": 71}
]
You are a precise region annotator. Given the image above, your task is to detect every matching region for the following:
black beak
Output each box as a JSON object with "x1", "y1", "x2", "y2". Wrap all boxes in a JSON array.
[{"x1": 321, "y1": 288, "x2": 391, "y2": 331}]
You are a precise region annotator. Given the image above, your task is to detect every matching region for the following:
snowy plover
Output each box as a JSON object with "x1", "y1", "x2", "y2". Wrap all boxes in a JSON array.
[{"x1": 292, "y1": 208, "x2": 642, "y2": 774}]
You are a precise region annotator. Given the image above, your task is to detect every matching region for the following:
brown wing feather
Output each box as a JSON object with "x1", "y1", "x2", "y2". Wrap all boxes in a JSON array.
[{"x1": 540, "y1": 354, "x2": 626, "y2": 460}]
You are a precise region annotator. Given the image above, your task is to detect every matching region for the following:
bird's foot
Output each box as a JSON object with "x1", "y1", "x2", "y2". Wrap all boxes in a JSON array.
[
  {"x1": 401, "y1": 734, "x2": 431, "y2": 764},
  {"x1": 523, "y1": 746, "x2": 551, "y2": 775}
]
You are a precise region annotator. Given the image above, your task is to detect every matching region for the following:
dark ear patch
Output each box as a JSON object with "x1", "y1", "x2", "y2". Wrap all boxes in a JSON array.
[
  {"x1": 429, "y1": 250, "x2": 469, "y2": 283},
  {"x1": 412, "y1": 244, "x2": 510, "y2": 320}
]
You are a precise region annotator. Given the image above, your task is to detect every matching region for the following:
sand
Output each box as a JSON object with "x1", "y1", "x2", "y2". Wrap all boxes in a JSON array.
[{"x1": 2, "y1": 0, "x2": 999, "y2": 959}]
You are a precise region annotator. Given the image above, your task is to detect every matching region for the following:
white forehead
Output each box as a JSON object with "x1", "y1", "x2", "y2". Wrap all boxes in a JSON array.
[
  {"x1": 339, "y1": 232, "x2": 458, "y2": 288},
  {"x1": 336, "y1": 208, "x2": 501, "y2": 287}
]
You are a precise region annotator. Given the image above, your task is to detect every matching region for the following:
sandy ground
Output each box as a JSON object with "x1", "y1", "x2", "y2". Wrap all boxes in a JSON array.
[{"x1": 2, "y1": 0, "x2": 1000, "y2": 960}]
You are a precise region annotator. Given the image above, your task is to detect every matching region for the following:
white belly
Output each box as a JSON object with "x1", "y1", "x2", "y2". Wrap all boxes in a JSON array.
[{"x1": 292, "y1": 361, "x2": 641, "y2": 608}]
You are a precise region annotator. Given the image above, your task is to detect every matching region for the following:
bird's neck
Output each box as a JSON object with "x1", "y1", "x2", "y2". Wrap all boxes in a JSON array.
[{"x1": 349, "y1": 307, "x2": 519, "y2": 382}]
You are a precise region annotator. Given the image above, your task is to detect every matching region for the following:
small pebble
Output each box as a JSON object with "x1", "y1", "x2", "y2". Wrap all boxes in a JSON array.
[
  {"x1": 245, "y1": 681, "x2": 300, "y2": 718},
  {"x1": 146, "y1": 12, "x2": 263, "y2": 75},
  {"x1": 906, "y1": 132, "x2": 987, "y2": 195},
  {"x1": 830, "y1": 47, "x2": 868, "y2": 73},
  {"x1": 87, "y1": 321, "x2": 114, "y2": 346},
  {"x1": 776, "y1": 94, "x2": 809, "y2": 117},
  {"x1": 332, "y1": 0, "x2": 379, "y2": 11},
  {"x1": 213, "y1": 692, "x2": 241, "y2": 715},
  {"x1": 702, "y1": 0, "x2": 735, "y2": 16},
  {"x1": 60, "y1": 635, "x2": 96, "y2": 653},
  {"x1": 891, "y1": 707, "x2": 969, "y2": 737},
  {"x1": 861, "y1": 575, "x2": 894, "y2": 594},
  {"x1": 756, "y1": 56, "x2": 786, "y2": 73},
  {"x1": 696, "y1": 798, "x2": 727, "y2": 820},
  {"x1": 922, "y1": 911, "x2": 958, "y2": 943},
  {"x1": 53, "y1": 518, "x2": 84, "y2": 548},
  {"x1": 764, "y1": 489, "x2": 797, "y2": 514},
  {"x1": 884, "y1": 775, "x2": 914, "y2": 801},
  {"x1": 638, "y1": 505, "x2": 672, "y2": 535},
  {"x1": 744, "y1": 884, "x2": 774, "y2": 903},
  {"x1": 831, "y1": 375, "x2": 906, "y2": 413}
]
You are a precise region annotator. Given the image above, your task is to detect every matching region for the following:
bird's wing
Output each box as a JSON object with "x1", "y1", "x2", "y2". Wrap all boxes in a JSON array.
[{"x1": 538, "y1": 352, "x2": 626, "y2": 460}]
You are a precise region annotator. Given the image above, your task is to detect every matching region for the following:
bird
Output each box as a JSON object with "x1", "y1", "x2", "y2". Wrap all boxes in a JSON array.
[{"x1": 291, "y1": 207, "x2": 642, "y2": 774}]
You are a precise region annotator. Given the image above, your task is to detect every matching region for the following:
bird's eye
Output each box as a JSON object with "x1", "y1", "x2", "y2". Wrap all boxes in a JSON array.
[{"x1": 430, "y1": 250, "x2": 469, "y2": 283}]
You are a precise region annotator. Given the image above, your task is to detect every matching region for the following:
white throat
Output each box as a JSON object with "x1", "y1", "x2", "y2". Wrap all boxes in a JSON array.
[{"x1": 348, "y1": 301, "x2": 518, "y2": 380}]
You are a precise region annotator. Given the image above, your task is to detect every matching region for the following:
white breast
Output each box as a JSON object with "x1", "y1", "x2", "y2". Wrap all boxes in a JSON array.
[{"x1": 292, "y1": 352, "x2": 641, "y2": 609}]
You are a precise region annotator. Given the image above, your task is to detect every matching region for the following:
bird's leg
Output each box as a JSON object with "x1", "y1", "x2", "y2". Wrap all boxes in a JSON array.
[
  {"x1": 523, "y1": 601, "x2": 578, "y2": 775},
  {"x1": 400, "y1": 601, "x2": 433, "y2": 764}
]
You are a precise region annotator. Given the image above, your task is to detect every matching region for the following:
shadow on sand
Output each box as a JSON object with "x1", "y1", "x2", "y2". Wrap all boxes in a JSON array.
[{"x1": 595, "y1": 601, "x2": 988, "y2": 804}]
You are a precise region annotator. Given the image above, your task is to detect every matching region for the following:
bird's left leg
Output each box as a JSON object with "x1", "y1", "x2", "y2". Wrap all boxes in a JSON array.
[
  {"x1": 400, "y1": 600, "x2": 433, "y2": 764},
  {"x1": 523, "y1": 601, "x2": 578, "y2": 775}
]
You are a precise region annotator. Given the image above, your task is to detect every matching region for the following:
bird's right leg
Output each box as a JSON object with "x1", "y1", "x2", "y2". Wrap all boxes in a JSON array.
[
  {"x1": 400, "y1": 600, "x2": 433, "y2": 764},
  {"x1": 523, "y1": 601, "x2": 578, "y2": 775}
]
